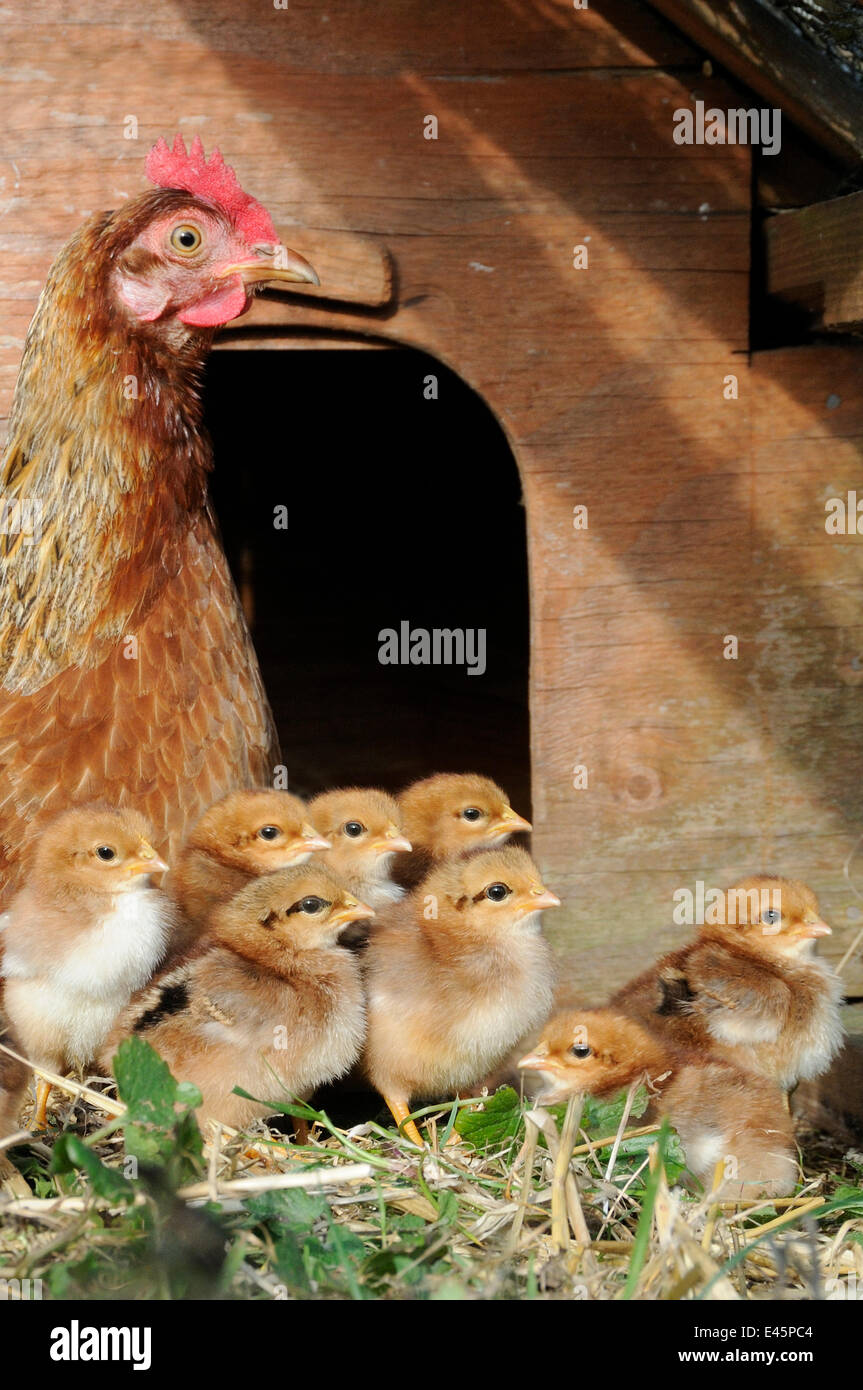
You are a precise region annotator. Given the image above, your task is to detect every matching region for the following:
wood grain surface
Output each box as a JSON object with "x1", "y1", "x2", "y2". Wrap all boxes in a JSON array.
[{"x1": 2, "y1": 0, "x2": 861, "y2": 999}]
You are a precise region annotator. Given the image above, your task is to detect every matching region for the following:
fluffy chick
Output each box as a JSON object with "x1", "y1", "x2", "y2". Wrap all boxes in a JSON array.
[
  {"x1": 394, "y1": 772, "x2": 531, "y2": 889},
  {"x1": 307, "y1": 787, "x2": 411, "y2": 910},
  {"x1": 101, "y1": 866, "x2": 372, "y2": 1131},
  {"x1": 1, "y1": 807, "x2": 172, "y2": 1127},
  {"x1": 167, "y1": 790, "x2": 331, "y2": 956},
  {"x1": 612, "y1": 877, "x2": 844, "y2": 1092},
  {"x1": 363, "y1": 845, "x2": 558, "y2": 1145},
  {"x1": 519, "y1": 1009, "x2": 798, "y2": 1199}
]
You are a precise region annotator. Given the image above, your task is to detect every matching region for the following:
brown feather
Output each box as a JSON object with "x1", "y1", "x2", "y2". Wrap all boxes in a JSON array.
[{"x1": 0, "y1": 189, "x2": 280, "y2": 903}]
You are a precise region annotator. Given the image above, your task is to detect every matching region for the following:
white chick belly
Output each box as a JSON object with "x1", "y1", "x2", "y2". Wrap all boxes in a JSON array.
[
  {"x1": 428, "y1": 997, "x2": 532, "y2": 1092},
  {"x1": 21, "y1": 979, "x2": 132, "y2": 1065},
  {"x1": 679, "y1": 1127, "x2": 726, "y2": 1182},
  {"x1": 50, "y1": 891, "x2": 169, "y2": 1000}
]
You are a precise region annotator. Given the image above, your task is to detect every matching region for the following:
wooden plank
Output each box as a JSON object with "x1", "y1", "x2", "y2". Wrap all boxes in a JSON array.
[
  {"x1": 0, "y1": 0, "x2": 698, "y2": 75},
  {"x1": 526, "y1": 344, "x2": 863, "y2": 999},
  {"x1": 648, "y1": 0, "x2": 863, "y2": 163},
  {"x1": 766, "y1": 191, "x2": 863, "y2": 329}
]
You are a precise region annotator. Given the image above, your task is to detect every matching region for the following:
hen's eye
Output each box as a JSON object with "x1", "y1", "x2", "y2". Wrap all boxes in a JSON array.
[
  {"x1": 569, "y1": 1044, "x2": 591, "y2": 1059},
  {"x1": 485, "y1": 882, "x2": 509, "y2": 902},
  {"x1": 96, "y1": 846, "x2": 116, "y2": 861},
  {"x1": 343, "y1": 822, "x2": 365, "y2": 838},
  {"x1": 300, "y1": 896, "x2": 326, "y2": 914},
  {"x1": 462, "y1": 807, "x2": 483, "y2": 822},
  {"x1": 258, "y1": 826, "x2": 281, "y2": 841},
  {"x1": 170, "y1": 223, "x2": 203, "y2": 254},
  {"x1": 761, "y1": 908, "x2": 781, "y2": 925}
]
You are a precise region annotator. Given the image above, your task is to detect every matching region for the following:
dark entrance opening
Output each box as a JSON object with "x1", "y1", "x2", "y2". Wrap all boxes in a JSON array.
[{"x1": 204, "y1": 348, "x2": 530, "y2": 816}]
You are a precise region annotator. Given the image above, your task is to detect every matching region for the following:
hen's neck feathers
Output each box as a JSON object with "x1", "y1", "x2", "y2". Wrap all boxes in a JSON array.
[{"x1": 1, "y1": 198, "x2": 214, "y2": 694}]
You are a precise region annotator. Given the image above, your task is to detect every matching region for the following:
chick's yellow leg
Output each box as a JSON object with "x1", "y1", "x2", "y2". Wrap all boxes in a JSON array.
[
  {"x1": 385, "y1": 1095, "x2": 424, "y2": 1147},
  {"x1": 33, "y1": 1079, "x2": 52, "y2": 1131}
]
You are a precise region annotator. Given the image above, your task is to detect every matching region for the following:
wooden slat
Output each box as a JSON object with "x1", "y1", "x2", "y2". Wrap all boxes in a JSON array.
[
  {"x1": 766, "y1": 191, "x2": 863, "y2": 329},
  {"x1": 0, "y1": 0, "x2": 698, "y2": 75},
  {"x1": 648, "y1": 0, "x2": 863, "y2": 164}
]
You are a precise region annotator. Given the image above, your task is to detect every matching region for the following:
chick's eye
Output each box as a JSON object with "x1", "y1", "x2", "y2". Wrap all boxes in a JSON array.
[
  {"x1": 761, "y1": 909, "x2": 781, "y2": 925},
  {"x1": 300, "y1": 896, "x2": 326, "y2": 914},
  {"x1": 462, "y1": 807, "x2": 483, "y2": 822},
  {"x1": 258, "y1": 826, "x2": 281, "y2": 841},
  {"x1": 570, "y1": 1044, "x2": 592, "y2": 1059},
  {"x1": 96, "y1": 846, "x2": 116, "y2": 861},
  {"x1": 343, "y1": 822, "x2": 365, "y2": 838},
  {"x1": 170, "y1": 223, "x2": 203, "y2": 254},
  {"x1": 486, "y1": 882, "x2": 510, "y2": 902}
]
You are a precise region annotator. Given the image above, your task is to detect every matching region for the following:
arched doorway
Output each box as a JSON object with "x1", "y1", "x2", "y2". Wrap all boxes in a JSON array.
[{"x1": 204, "y1": 347, "x2": 531, "y2": 814}]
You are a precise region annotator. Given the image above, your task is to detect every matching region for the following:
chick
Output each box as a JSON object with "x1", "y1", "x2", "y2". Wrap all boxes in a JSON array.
[
  {"x1": 519, "y1": 1009, "x2": 798, "y2": 1198},
  {"x1": 101, "y1": 866, "x2": 372, "y2": 1131},
  {"x1": 1, "y1": 807, "x2": 172, "y2": 1128},
  {"x1": 362, "y1": 845, "x2": 558, "y2": 1145},
  {"x1": 394, "y1": 772, "x2": 532, "y2": 889},
  {"x1": 612, "y1": 876, "x2": 844, "y2": 1092},
  {"x1": 167, "y1": 790, "x2": 331, "y2": 956},
  {"x1": 306, "y1": 787, "x2": 411, "y2": 910}
]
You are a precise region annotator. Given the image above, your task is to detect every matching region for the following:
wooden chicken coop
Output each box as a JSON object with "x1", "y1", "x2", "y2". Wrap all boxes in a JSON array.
[{"x1": 3, "y1": 0, "x2": 863, "y2": 1085}]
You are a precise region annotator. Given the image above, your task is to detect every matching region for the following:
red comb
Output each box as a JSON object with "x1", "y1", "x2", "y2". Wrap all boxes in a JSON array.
[{"x1": 145, "y1": 134, "x2": 278, "y2": 244}]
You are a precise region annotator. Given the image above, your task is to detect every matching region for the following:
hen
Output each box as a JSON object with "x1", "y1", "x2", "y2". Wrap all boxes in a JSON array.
[{"x1": 0, "y1": 136, "x2": 319, "y2": 902}]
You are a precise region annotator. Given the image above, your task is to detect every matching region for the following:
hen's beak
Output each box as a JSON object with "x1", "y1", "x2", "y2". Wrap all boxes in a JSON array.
[{"x1": 217, "y1": 246, "x2": 320, "y2": 287}]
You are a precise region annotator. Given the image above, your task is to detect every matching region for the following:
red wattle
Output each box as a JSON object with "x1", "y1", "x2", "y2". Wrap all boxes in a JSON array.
[{"x1": 179, "y1": 279, "x2": 250, "y2": 328}]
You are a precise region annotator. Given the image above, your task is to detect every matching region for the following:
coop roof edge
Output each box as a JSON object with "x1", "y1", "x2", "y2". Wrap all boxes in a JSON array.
[{"x1": 648, "y1": 0, "x2": 863, "y2": 165}]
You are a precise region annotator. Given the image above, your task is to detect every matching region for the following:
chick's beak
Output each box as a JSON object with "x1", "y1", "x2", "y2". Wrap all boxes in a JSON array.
[
  {"x1": 329, "y1": 896, "x2": 376, "y2": 928},
  {"x1": 299, "y1": 825, "x2": 332, "y2": 853},
  {"x1": 217, "y1": 245, "x2": 320, "y2": 287},
  {"x1": 799, "y1": 920, "x2": 832, "y2": 938},
  {"x1": 126, "y1": 843, "x2": 169, "y2": 876},
  {"x1": 489, "y1": 806, "x2": 532, "y2": 836},
  {"x1": 370, "y1": 829, "x2": 412, "y2": 854},
  {"x1": 517, "y1": 1050, "x2": 551, "y2": 1071},
  {"x1": 525, "y1": 885, "x2": 561, "y2": 912}
]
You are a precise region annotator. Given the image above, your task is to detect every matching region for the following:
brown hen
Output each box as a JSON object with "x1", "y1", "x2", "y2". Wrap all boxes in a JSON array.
[{"x1": 0, "y1": 136, "x2": 319, "y2": 902}]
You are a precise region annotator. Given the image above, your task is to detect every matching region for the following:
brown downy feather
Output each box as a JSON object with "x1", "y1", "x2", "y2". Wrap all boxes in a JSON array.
[
  {"x1": 0, "y1": 187, "x2": 279, "y2": 904},
  {"x1": 393, "y1": 772, "x2": 531, "y2": 890},
  {"x1": 611, "y1": 877, "x2": 844, "y2": 1091},
  {"x1": 165, "y1": 790, "x2": 330, "y2": 959},
  {"x1": 101, "y1": 865, "x2": 371, "y2": 1130},
  {"x1": 1, "y1": 806, "x2": 174, "y2": 1074},
  {"x1": 362, "y1": 846, "x2": 557, "y2": 1121},
  {"x1": 306, "y1": 786, "x2": 411, "y2": 912},
  {"x1": 519, "y1": 1009, "x2": 798, "y2": 1198}
]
